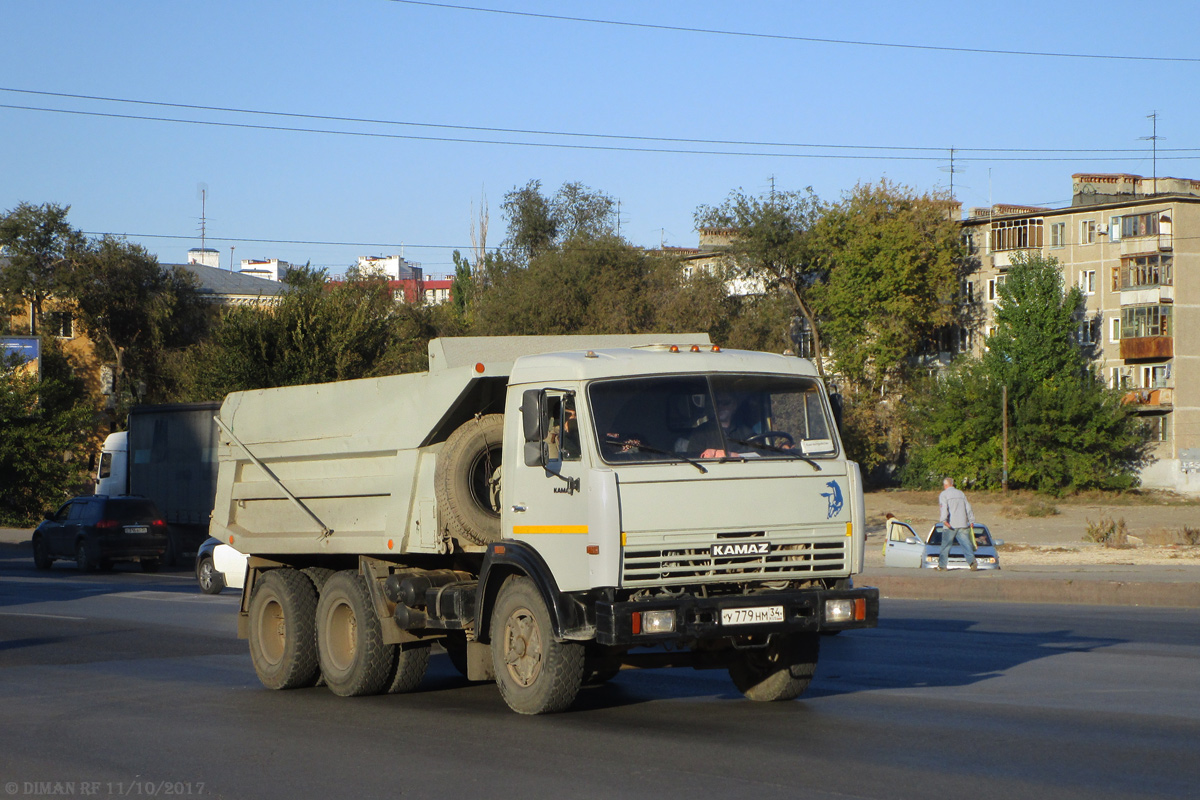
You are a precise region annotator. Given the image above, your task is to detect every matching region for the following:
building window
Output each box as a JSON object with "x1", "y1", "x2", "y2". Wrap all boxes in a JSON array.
[
  {"x1": 958, "y1": 327, "x2": 972, "y2": 353},
  {"x1": 44, "y1": 311, "x2": 73, "y2": 338},
  {"x1": 1120, "y1": 305, "x2": 1172, "y2": 338},
  {"x1": 987, "y1": 276, "x2": 1006, "y2": 302},
  {"x1": 1111, "y1": 367, "x2": 1133, "y2": 389},
  {"x1": 1109, "y1": 317, "x2": 1121, "y2": 343},
  {"x1": 1120, "y1": 213, "x2": 1160, "y2": 239},
  {"x1": 1079, "y1": 270, "x2": 1096, "y2": 295},
  {"x1": 1050, "y1": 222, "x2": 1066, "y2": 248},
  {"x1": 1077, "y1": 316, "x2": 1101, "y2": 345},
  {"x1": 1145, "y1": 414, "x2": 1170, "y2": 442},
  {"x1": 1114, "y1": 254, "x2": 1172, "y2": 290},
  {"x1": 962, "y1": 280, "x2": 975, "y2": 303},
  {"x1": 990, "y1": 218, "x2": 1044, "y2": 251},
  {"x1": 1080, "y1": 220, "x2": 1096, "y2": 244},
  {"x1": 1141, "y1": 363, "x2": 1170, "y2": 389}
]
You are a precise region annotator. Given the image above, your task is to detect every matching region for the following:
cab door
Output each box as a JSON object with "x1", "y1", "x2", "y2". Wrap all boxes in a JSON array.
[{"x1": 504, "y1": 389, "x2": 604, "y2": 593}]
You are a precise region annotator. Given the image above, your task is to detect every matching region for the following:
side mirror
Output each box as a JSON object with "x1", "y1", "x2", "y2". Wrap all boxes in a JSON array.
[
  {"x1": 828, "y1": 392, "x2": 844, "y2": 436},
  {"x1": 43, "y1": 510, "x2": 54, "y2": 521},
  {"x1": 904, "y1": 536, "x2": 919, "y2": 545},
  {"x1": 522, "y1": 389, "x2": 546, "y2": 467}
]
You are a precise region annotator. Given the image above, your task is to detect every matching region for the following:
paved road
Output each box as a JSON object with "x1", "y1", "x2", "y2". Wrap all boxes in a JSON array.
[{"x1": 2, "y1": 551, "x2": 1199, "y2": 800}]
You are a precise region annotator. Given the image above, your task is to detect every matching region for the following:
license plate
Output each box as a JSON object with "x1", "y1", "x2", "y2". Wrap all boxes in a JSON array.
[
  {"x1": 721, "y1": 605, "x2": 784, "y2": 626},
  {"x1": 125, "y1": 526, "x2": 148, "y2": 535}
]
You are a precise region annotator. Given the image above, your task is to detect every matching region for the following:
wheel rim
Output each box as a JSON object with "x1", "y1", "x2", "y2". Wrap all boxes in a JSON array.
[
  {"x1": 501, "y1": 605, "x2": 543, "y2": 687},
  {"x1": 469, "y1": 444, "x2": 503, "y2": 518},
  {"x1": 325, "y1": 599, "x2": 358, "y2": 672},
  {"x1": 199, "y1": 561, "x2": 214, "y2": 590},
  {"x1": 257, "y1": 598, "x2": 286, "y2": 666},
  {"x1": 75, "y1": 543, "x2": 87, "y2": 568}
]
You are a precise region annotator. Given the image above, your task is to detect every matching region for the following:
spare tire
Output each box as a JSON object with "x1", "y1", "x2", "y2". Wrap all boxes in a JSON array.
[{"x1": 435, "y1": 414, "x2": 505, "y2": 546}]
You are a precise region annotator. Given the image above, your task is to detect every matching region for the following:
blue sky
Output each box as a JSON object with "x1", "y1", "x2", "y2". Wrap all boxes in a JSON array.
[{"x1": 3, "y1": 1, "x2": 1198, "y2": 278}]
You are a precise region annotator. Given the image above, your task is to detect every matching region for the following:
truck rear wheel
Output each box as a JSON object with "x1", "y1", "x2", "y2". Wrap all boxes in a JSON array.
[
  {"x1": 728, "y1": 633, "x2": 820, "y2": 702},
  {"x1": 435, "y1": 414, "x2": 504, "y2": 546},
  {"x1": 248, "y1": 569, "x2": 321, "y2": 690},
  {"x1": 386, "y1": 643, "x2": 431, "y2": 694},
  {"x1": 490, "y1": 576, "x2": 584, "y2": 715},
  {"x1": 316, "y1": 571, "x2": 393, "y2": 697}
]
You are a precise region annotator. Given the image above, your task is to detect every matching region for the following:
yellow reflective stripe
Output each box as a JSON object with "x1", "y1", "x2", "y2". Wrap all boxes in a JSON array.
[
  {"x1": 846, "y1": 522, "x2": 853, "y2": 537},
  {"x1": 512, "y1": 525, "x2": 589, "y2": 535}
]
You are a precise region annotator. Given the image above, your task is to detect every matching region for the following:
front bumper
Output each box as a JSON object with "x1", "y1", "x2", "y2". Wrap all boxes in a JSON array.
[{"x1": 594, "y1": 585, "x2": 879, "y2": 647}]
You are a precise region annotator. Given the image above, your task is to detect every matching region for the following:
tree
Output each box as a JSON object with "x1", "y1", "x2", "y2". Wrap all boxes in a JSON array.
[
  {"x1": 904, "y1": 252, "x2": 1148, "y2": 493},
  {"x1": 694, "y1": 189, "x2": 828, "y2": 375},
  {"x1": 62, "y1": 236, "x2": 207, "y2": 406},
  {"x1": 811, "y1": 181, "x2": 963, "y2": 390},
  {"x1": 175, "y1": 274, "x2": 434, "y2": 399},
  {"x1": 0, "y1": 346, "x2": 93, "y2": 525},
  {"x1": 502, "y1": 180, "x2": 558, "y2": 263},
  {"x1": 0, "y1": 202, "x2": 86, "y2": 334}
]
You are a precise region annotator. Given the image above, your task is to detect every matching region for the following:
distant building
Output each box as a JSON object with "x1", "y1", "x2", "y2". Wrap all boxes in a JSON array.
[
  {"x1": 173, "y1": 262, "x2": 286, "y2": 307},
  {"x1": 356, "y1": 254, "x2": 422, "y2": 281},
  {"x1": 959, "y1": 172, "x2": 1200, "y2": 493},
  {"x1": 187, "y1": 248, "x2": 221, "y2": 269},
  {"x1": 664, "y1": 228, "x2": 765, "y2": 296},
  {"x1": 238, "y1": 258, "x2": 292, "y2": 282}
]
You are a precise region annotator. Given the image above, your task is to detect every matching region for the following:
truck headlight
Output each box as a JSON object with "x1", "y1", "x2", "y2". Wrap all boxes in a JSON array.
[
  {"x1": 825, "y1": 599, "x2": 854, "y2": 623},
  {"x1": 633, "y1": 609, "x2": 676, "y2": 634}
]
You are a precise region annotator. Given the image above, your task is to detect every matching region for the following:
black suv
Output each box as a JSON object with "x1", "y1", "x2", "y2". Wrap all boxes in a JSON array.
[{"x1": 32, "y1": 495, "x2": 169, "y2": 572}]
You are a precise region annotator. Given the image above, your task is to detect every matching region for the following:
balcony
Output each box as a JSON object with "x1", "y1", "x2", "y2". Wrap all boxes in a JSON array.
[
  {"x1": 1120, "y1": 336, "x2": 1172, "y2": 360},
  {"x1": 1120, "y1": 286, "x2": 1173, "y2": 305},
  {"x1": 1122, "y1": 388, "x2": 1173, "y2": 408}
]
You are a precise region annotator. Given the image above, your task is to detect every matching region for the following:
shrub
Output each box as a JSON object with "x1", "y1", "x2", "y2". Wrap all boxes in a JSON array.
[{"x1": 1083, "y1": 516, "x2": 1132, "y2": 549}]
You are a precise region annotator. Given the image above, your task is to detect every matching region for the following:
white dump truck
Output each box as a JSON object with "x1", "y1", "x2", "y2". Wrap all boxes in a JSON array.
[{"x1": 210, "y1": 335, "x2": 878, "y2": 714}]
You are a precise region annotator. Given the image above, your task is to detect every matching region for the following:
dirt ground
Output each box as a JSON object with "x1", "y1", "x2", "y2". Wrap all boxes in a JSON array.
[{"x1": 865, "y1": 489, "x2": 1200, "y2": 567}]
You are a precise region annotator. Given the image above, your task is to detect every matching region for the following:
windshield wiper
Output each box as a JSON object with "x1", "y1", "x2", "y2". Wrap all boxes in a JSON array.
[
  {"x1": 605, "y1": 439, "x2": 708, "y2": 474},
  {"x1": 727, "y1": 438, "x2": 822, "y2": 471}
]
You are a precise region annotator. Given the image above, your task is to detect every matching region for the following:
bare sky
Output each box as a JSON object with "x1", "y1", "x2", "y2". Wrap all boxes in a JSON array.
[{"x1": 3, "y1": 1, "x2": 1197, "y2": 277}]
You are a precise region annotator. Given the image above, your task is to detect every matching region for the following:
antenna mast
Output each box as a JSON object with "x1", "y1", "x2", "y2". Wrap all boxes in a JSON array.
[
  {"x1": 1141, "y1": 112, "x2": 1162, "y2": 195},
  {"x1": 200, "y1": 188, "x2": 207, "y2": 251}
]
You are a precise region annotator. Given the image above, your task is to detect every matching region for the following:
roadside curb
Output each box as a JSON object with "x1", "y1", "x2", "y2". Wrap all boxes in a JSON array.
[{"x1": 864, "y1": 573, "x2": 1200, "y2": 609}]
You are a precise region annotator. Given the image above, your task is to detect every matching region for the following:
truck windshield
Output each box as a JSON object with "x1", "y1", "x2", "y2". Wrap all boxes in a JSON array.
[{"x1": 588, "y1": 374, "x2": 837, "y2": 465}]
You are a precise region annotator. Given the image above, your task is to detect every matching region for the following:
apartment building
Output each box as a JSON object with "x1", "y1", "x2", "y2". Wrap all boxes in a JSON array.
[{"x1": 960, "y1": 173, "x2": 1199, "y2": 493}]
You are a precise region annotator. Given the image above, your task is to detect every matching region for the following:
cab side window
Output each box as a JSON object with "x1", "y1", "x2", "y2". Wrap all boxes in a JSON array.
[{"x1": 543, "y1": 394, "x2": 581, "y2": 462}]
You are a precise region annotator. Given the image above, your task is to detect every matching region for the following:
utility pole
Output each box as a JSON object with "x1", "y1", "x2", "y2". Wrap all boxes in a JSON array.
[{"x1": 1002, "y1": 384, "x2": 1009, "y2": 492}]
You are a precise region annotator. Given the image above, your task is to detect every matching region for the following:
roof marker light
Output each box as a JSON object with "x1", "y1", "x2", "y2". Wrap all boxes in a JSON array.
[
  {"x1": 474, "y1": 362, "x2": 485, "y2": 373},
  {"x1": 711, "y1": 345, "x2": 722, "y2": 353},
  {"x1": 585, "y1": 350, "x2": 597, "y2": 358},
  {"x1": 669, "y1": 345, "x2": 680, "y2": 353},
  {"x1": 690, "y1": 345, "x2": 701, "y2": 352}
]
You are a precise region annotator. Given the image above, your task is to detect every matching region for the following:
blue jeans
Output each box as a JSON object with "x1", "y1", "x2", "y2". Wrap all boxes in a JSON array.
[{"x1": 939, "y1": 526, "x2": 978, "y2": 569}]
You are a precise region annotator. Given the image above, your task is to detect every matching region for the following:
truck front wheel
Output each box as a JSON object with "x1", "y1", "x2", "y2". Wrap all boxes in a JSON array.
[
  {"x1": 490, "y1": 576, "x2": 584, "y2": 715},
  {"x1": 316, "y1": 571, "x2": 393, "y2": 697},
  {"x1": 728, "y1": 632, "x2": 820, "y2": 702},
  {"x1": 248, "y1": 569, "x2": 321, "y2": 690}
]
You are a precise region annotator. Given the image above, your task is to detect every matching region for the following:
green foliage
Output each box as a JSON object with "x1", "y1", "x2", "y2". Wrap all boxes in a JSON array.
[
  {"x1": 694, "y1": 188, "x2": 826, "y2": 371},
  {"x1": 0, "y1": 202, "x2": 87, "y2": 332},
  {"x1": 170, "y1": 276, "x2": 435, "y2": 399},
  {"x1": 0, "y1": 348, "x2": 94, "y2": 525},
  {"x1": 904, "y1": 252, "x2": 1148, "y2": 494},
  {"x1": 811, "y1": 180, "x2": 963, "y2": 389},
  {"x1": 63, "y1": 236, "x2": 208, "y2": 405}
]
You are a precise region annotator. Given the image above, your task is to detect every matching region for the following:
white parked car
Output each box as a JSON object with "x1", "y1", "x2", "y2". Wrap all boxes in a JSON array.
[
  {"x1": 883, "y1": 521, "x2": 1003, "y2": 570},
  {"x1": 195, "y1": 537, "x2": 248, "y2": 594}
]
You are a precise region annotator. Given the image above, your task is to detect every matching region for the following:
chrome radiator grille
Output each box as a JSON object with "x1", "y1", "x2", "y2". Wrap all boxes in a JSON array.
[{"x1": 621, "y1": 530, "x2": 848, "y2": 587}]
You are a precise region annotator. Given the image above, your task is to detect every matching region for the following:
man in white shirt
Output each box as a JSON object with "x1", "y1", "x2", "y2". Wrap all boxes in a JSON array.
[{"x1": 937, "y1": 478, "x2": 978, "y2": 571}]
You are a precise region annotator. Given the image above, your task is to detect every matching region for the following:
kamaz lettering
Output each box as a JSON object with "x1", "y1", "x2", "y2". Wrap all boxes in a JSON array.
[{"x1": 711, "y1": 542, "x2": 771, "y2": 557}]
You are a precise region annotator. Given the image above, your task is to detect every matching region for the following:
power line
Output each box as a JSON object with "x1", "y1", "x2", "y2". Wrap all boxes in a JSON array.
[
  {"x1": 3, "y1": 86, "x2": 1190, "y2": 156},
  {"x1": 386, "y1": 1, "x2": 1200, "y2": 64},
  {"x1": 5, "y1": 102, "x2": 1197, "y2": 163}
]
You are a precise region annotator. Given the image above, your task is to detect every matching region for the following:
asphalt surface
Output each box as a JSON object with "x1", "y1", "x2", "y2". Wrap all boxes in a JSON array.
[{"x1": 6, "y1": 526, "x2": 1198, "y2": 608}]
